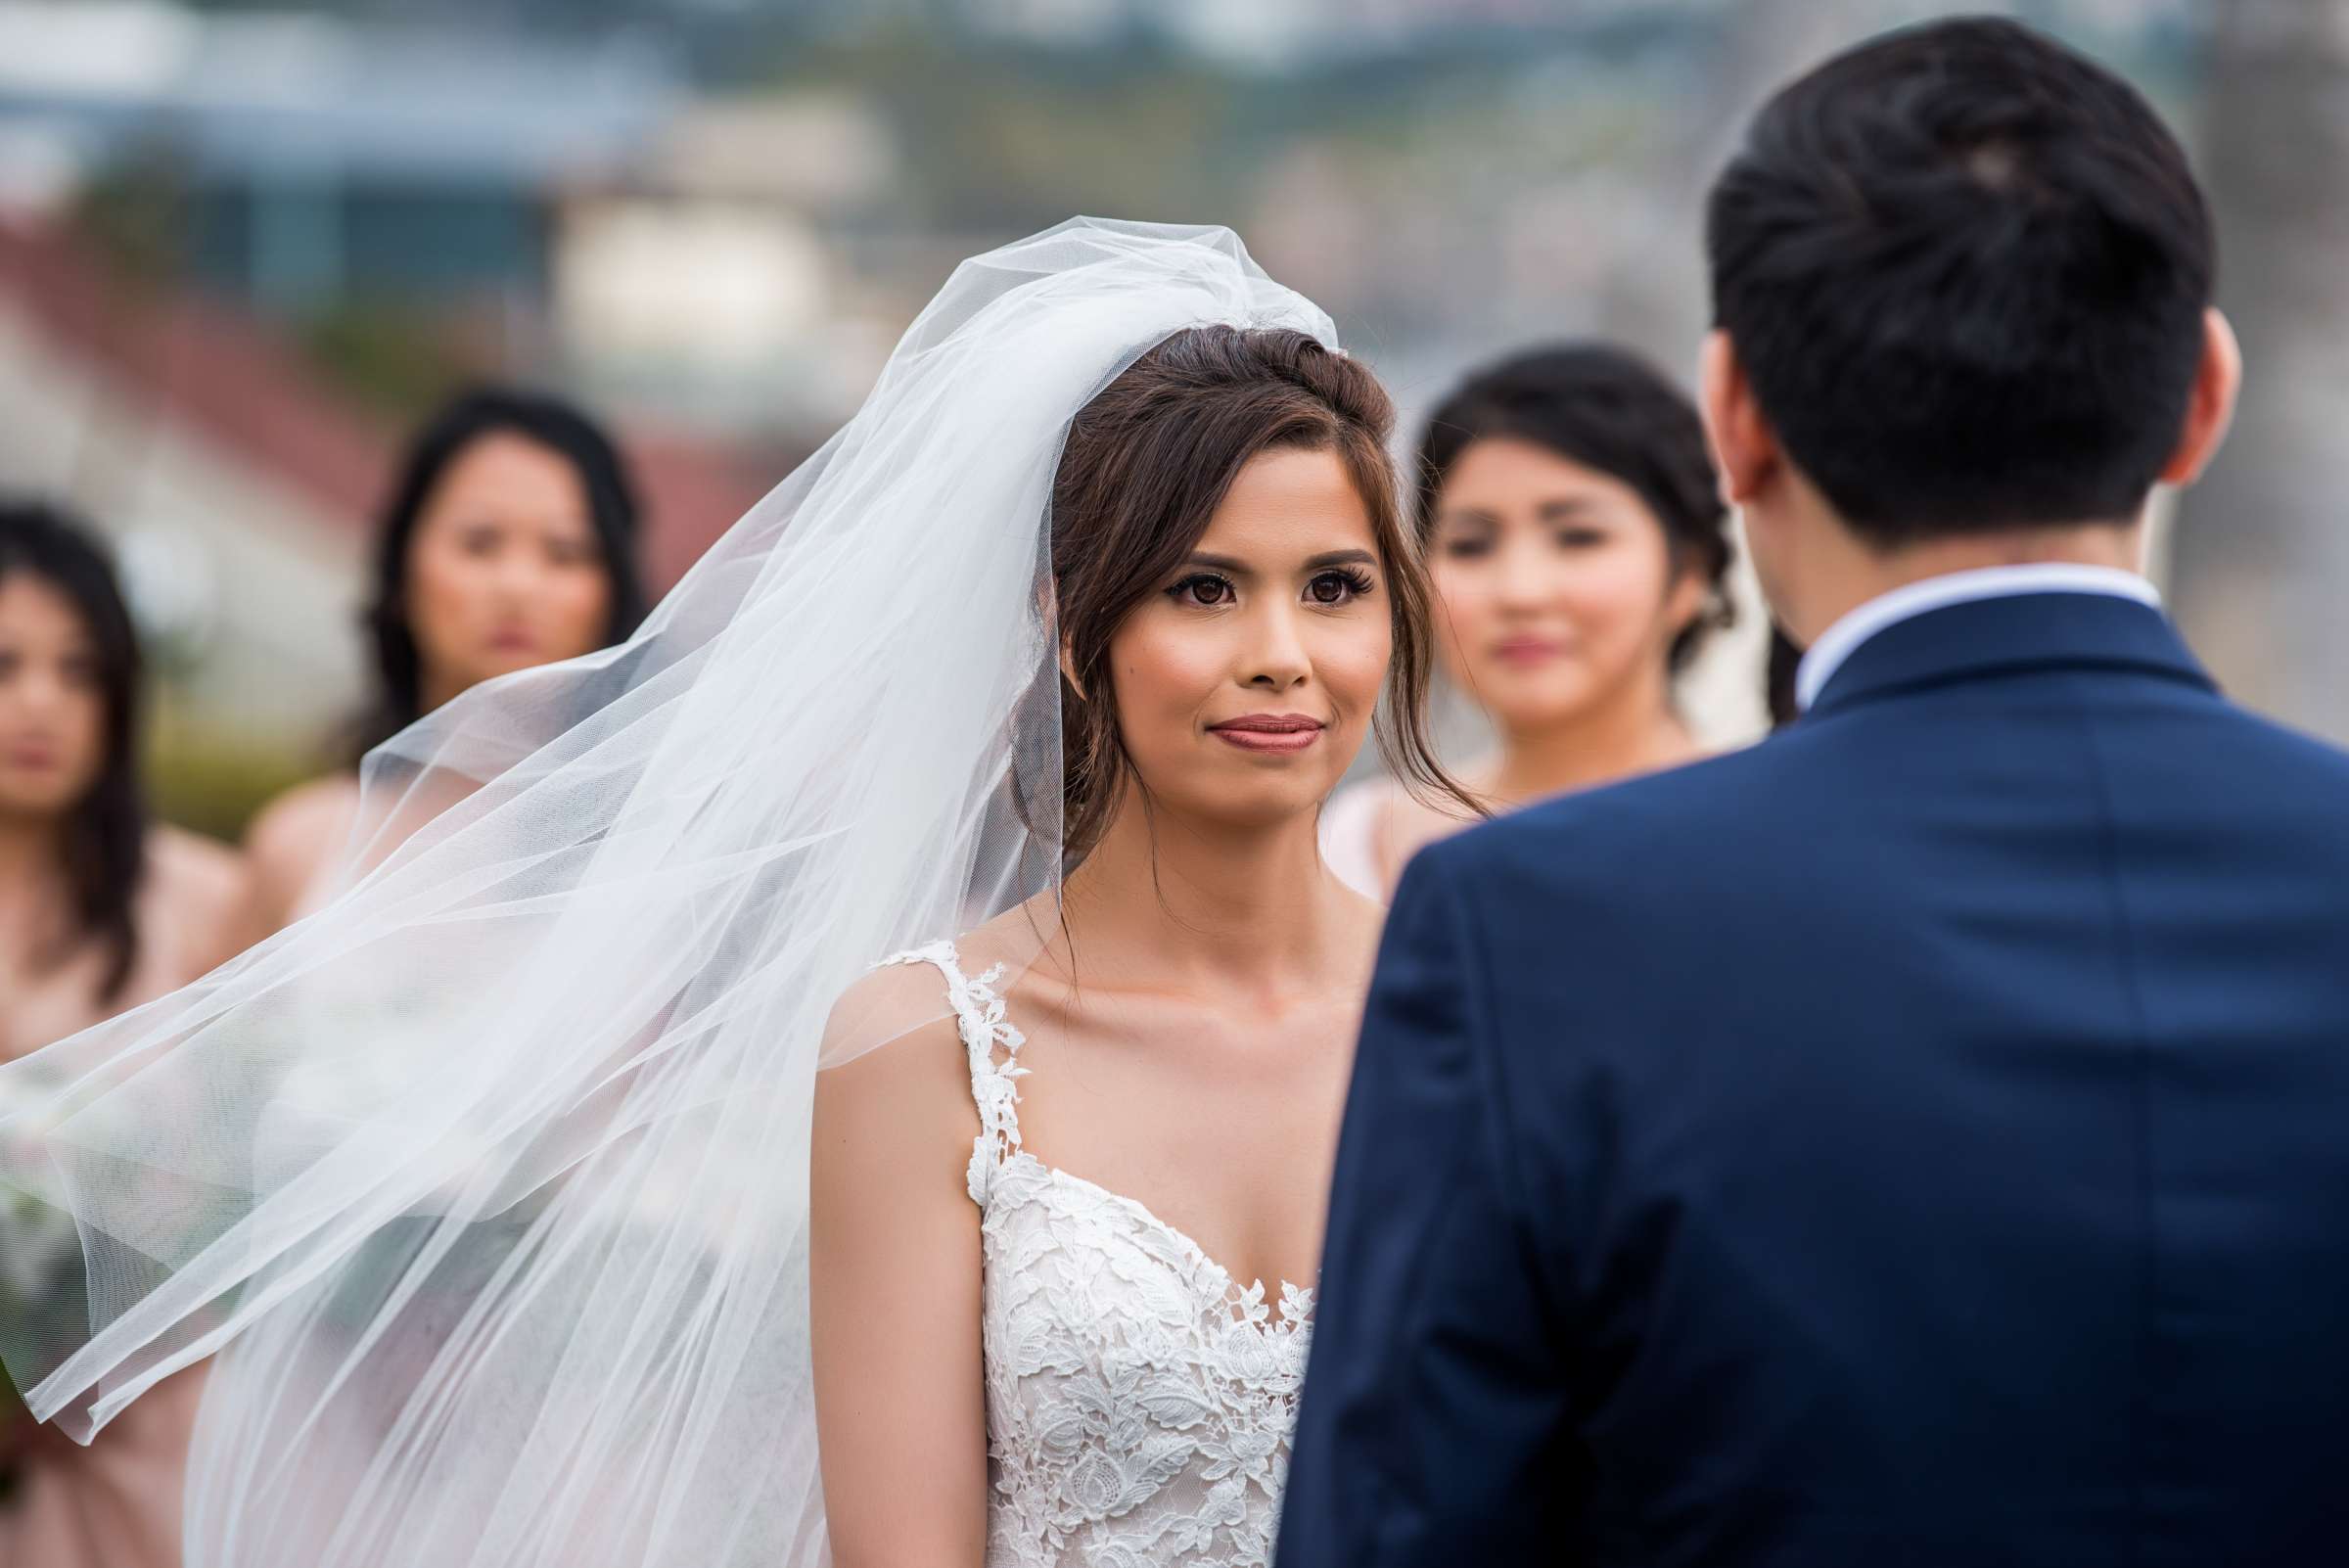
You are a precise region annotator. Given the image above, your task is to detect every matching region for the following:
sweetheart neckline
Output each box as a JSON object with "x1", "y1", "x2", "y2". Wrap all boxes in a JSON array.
[
  {"x1": 1002, "y1": 1150, "x2": 1316, "y2": 1337},
  {"x1": 886, "y1": 938, "x2": 1317, "y2": 1341}
]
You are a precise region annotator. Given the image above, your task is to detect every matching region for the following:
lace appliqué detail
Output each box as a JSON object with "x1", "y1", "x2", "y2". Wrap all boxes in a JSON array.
[
  {"x1": 881, "y1": 943, "x2": 1314, "y2": 1568},
  {"x1": 885, "y1": 940, "x2": 1029, "y2": 1204}
]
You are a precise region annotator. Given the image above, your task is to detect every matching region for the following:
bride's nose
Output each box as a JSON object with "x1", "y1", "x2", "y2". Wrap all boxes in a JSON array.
[{"x1": 1241, "y1": 601, "x2": 1313, "y2": 691}]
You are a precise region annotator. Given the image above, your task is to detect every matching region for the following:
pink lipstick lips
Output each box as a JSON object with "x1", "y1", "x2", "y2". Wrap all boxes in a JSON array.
[{"x1": 1208, "y1": 713, "x2": 1325, "y2": 754}]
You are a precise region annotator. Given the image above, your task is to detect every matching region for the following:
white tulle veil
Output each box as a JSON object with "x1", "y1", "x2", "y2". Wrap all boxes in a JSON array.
[{"x1": 0, "y1": 218, "x2": 1340, "y2": 1567}]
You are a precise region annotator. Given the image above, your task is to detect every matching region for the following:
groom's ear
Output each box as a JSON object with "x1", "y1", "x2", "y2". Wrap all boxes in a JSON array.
[
  {"x1": 1699, "y1": 330, "x2": 1778, "y2": 507},
  {"x1": 2157, "y1": 307, "x2": 2242, "y2": 488}
]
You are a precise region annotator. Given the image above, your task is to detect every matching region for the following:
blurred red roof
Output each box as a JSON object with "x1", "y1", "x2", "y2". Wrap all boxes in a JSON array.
[
  {"x1": 0, "y1": 217, "x2": 768, "y2": 591},
  {"x1": 0, "y1": 216, "x2": 390, "y2": 528}
]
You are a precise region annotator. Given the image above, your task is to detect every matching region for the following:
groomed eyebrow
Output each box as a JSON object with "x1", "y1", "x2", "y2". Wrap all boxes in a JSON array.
[{"x1": 1182, "y1": 548, "x2": 1380, "y2": 575}]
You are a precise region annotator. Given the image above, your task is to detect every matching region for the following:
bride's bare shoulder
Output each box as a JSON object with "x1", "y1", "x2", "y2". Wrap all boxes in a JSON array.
[
  {"x1": 816, "y1": 952, "x2": 983, "y2": 1158},
  {"x1": 823, "y1": 948, "x2": 966, "y2": 1060},
  {"x1": 823, "y1": 896, "x2": 1064, "y2": 1070}
]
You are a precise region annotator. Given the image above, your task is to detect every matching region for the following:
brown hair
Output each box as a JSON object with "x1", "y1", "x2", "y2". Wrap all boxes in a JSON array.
[{"x1": 1047, "y1": 324, "x2": 1474, "y2": 860}]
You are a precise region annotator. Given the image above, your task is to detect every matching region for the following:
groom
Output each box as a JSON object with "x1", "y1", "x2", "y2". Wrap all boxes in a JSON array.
[{"x1": 1280, "y1": 18, "x2": 2349, "y2": 1567}]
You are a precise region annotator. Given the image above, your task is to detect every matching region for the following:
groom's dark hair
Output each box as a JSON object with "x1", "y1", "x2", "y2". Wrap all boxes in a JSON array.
[{"x1": 1706, "y1": 16, "x2": 2214, "y2": 546}]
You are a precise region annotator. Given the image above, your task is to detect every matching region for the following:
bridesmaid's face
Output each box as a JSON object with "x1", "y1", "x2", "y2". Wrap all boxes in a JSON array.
[
  {"x1": 0, "y1": 574, "x2": 107, "y2": 820},
  {"x1": 403, "y1": 432, "x2": 615, "y2": 708},
  {"x1": 1428, "y1": 438, "x2": 1702, "y2": 734},
  {"x1": 1107, "y1": 446, "x2": 1390, "y2": 832}
]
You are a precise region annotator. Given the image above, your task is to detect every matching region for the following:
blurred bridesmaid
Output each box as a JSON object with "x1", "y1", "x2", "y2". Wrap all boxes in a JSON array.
[
  {"x1": 242, "y1": 388, "x2": 649, "y2": 933},
  {"x1": 1322, "y1": 345, "x2": 1734, "y2": 899},
  {"x1": 0, "y1": 501, "x2": 248, "y2": 1568}
]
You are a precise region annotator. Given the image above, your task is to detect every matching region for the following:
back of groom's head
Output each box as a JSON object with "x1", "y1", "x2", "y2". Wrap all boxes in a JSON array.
[{"x1": 1706, "y1": 17, "x2": 2214, "y2": 548}]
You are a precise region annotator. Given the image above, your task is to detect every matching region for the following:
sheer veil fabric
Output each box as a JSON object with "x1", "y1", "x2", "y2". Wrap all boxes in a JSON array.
[{"x1": 0, "y1": 220, "x2": 1340, "y2": 1567}]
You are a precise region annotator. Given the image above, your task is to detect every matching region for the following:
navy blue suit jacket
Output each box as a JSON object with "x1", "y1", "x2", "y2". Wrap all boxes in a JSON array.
[{"x1": 1279, "y1": 592, "x2": 2349, "y2": 1567}]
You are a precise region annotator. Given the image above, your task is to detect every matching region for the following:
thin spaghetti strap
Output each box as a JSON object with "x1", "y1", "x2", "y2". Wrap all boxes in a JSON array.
[{"x1": 879, "y1": 941, "x2": 1028, "y2": 1203}]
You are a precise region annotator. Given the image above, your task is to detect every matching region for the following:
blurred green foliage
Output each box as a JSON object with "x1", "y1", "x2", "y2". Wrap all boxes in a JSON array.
[
  {"x1": 73, "y1": 149, "x2": 195, "y2": 291},
  {"x1": 298, "y1": 299, "x2": 478, "y2": 426},
  {"x1": 146, "y1": 722, "x2": 321, "y2": 843}
]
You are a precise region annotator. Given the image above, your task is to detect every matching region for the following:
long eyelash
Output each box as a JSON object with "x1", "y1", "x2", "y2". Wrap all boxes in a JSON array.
[
  {"x1": 1167, "y1": 572, "x2": 1233, "y2": 602},
  {"x1": 1311, "y1": 567, "x2": 1376, "y2": 602}
]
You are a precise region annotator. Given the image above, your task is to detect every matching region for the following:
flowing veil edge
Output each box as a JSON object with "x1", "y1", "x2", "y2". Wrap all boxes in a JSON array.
[{"x1": 0, "y1": 217, "x2": 1340, "y2": 1568}]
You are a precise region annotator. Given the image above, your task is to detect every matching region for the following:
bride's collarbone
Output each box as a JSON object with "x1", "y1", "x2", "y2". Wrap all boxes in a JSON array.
[{"x1": 999, "y1": 1007, "x2": 1347, "y2": 1296}]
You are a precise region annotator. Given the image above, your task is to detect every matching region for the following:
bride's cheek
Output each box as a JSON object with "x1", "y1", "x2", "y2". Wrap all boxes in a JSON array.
[
  {"x1": 1320, "y1": 624, "x2": 1392, "y2": 729},
  {"x1": 1111, "y1": 618, "x2": 1218, "y2": 747}
]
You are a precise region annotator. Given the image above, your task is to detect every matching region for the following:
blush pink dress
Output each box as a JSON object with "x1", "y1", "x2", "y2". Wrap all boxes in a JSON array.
[{"x1": 1, "y1": 828, "x2": 250, "y2": 1568}]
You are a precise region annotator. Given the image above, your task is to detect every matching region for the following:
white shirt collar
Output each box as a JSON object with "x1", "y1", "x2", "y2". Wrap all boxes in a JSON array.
[{"x1": 1795, "y1": 563, "x2": 2163, "y2": 713}]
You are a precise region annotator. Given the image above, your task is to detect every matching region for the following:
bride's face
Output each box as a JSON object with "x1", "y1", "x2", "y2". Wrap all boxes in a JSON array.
[{"x1": 1105, "y1": 445, "x2": 1391, "y2": 831}]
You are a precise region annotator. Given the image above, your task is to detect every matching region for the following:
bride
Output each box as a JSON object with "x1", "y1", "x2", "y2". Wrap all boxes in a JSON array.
[
  {"x1": 0, "y1": 221, "x2": 1466, "y2": 1567},
  {"x1": 815, "y1": 317, "x2": 1462, "y2": 1565}
]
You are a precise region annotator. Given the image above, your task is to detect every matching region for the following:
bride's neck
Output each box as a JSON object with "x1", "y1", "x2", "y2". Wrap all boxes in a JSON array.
[{"x1": 1058, "y1": 784, "x2": 1352, "y2": 988}]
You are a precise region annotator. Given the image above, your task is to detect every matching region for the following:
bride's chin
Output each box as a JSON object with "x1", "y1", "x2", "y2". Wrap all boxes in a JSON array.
[
  {"x1": 1129, "y1": 772, "x2": 1331, "y2": 837},
  {"x1": 1197, "y1": 786, "x2": 1340, "y2": 836}
]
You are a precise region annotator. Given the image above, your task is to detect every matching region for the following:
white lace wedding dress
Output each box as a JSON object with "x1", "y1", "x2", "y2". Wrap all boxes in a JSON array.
[{"x1": 885, "y1": 943, "x2": 1316, "y2": 1568}]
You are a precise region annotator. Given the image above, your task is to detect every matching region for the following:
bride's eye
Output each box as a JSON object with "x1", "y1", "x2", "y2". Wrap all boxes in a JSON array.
[
  {"x1": 1169, "y1": 573, "x2": 1236, "y2": 608},
  {"x1": 1306, "y1": 568, "x2": 1376, "y2": 606}
]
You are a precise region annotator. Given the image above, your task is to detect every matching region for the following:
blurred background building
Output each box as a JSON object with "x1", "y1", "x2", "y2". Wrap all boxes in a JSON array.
[{"x1": 4, "y1": 0, "x2": 2322, "y2": 837}]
